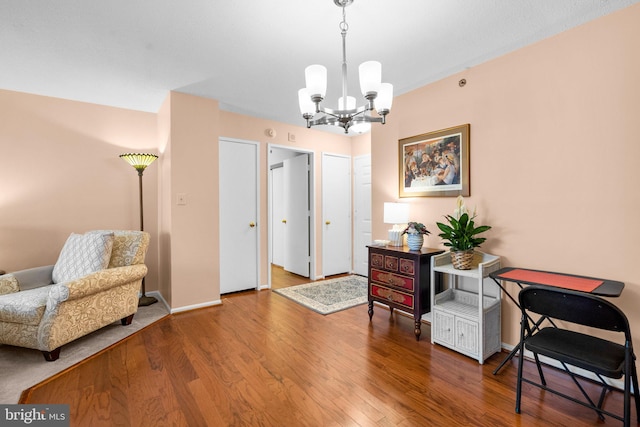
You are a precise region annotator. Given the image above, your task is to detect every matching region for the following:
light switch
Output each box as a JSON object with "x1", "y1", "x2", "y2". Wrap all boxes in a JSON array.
[{"x1": 177, "y1": 193, "x2": 187, "y2": 205}]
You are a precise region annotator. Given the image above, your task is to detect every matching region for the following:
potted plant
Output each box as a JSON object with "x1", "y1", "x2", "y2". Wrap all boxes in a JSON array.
[
  {"x1": 436, "y1": 197, "x2": 491, "y2": 269},
  {"x1": 402, "y1": 222, "x2": 430, "y2": 250}
]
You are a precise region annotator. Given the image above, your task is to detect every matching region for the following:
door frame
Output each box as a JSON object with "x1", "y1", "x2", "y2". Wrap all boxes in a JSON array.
[
  {"x1": 270, "y1": 165, "x2": 285, "y2": 268},
  {"x1": 267, "y1": 144, "x2": 316, "y2": 288},
  {"x1": 353, "y1": 154, "x2": 372, "y2": 276}
]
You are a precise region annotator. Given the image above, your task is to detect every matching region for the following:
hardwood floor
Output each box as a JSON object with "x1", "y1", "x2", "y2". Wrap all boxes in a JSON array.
[
  {"x1": 22, "y1": 281, "x2": 634, "y2": 426},
  {"x1": 270, "y1": 264, "x2": 314, "y2": 289}
]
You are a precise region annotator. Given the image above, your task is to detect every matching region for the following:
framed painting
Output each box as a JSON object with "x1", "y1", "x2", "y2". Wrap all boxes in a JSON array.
[{"x1": 399, "y1": 124, "x2": 470, "y2": 198}]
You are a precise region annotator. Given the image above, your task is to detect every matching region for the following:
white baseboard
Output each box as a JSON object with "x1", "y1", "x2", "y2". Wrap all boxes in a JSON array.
[
  {"x1": 140, "y1": 291, "x2": 222, "y2": 314},
  {"x1": 144, "y1": 291, "x2": 170, "y2": 312},
  {"x1": 170, "y1": 299, "x2": 222, "y2": 314}
]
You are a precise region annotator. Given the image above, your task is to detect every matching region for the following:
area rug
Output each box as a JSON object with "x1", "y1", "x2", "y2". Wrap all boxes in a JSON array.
[
  {"x1": 0, "y1": 302, "x2": 170, "y2": 404},
  {"x1": 274, "y1": 275, "x2": 368, "y2": 315}
]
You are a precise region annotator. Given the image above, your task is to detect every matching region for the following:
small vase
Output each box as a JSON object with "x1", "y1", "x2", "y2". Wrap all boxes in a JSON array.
[
  {"x1": 407, "y1": 233, "x2": 424, "y2": 251},
  {"x1": 451, "y1": 249, "x2": 475, "y2": 270}
]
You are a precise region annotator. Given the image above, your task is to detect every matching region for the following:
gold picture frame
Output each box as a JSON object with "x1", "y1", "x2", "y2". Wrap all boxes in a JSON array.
[{"x1": 399, "y1": 124, "x2": 470, "y2": 198}]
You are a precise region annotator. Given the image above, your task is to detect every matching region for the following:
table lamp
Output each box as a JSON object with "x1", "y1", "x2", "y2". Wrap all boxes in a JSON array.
[{"x1": 384, "y1": 202, "x2": 409, "y2": 246}]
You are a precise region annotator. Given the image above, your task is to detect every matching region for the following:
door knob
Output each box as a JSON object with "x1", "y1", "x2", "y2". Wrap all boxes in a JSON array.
[
  {"x1": 325, "y1": 220, "x2": 331, "y2": 225},
  {"x1": 249, "y1": 222, "x2": 256, "y2": 228},
  {"x1": 282, "y1": 219, "x2": 287, "y2": 224}
]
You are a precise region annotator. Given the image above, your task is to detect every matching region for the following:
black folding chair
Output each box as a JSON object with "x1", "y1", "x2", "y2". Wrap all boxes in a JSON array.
[{"x1": 516, "y1": 285, "x2": 640, "y2": 426}]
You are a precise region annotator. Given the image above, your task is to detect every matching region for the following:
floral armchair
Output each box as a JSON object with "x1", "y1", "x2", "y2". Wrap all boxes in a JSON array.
[{"x1": 0, "y1": 230, "x2": 150, "y2": 361}]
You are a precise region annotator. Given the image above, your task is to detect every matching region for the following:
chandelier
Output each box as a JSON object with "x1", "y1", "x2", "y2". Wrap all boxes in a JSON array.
[{"x1": 298, "y1": 0, "x2": 393, "y2": 134}]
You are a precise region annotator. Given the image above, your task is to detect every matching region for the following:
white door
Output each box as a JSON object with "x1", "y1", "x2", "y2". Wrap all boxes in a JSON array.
[
  {"x1": 322, "y1": 153, "x2": 351, "y2": 277},
  {"x1": 354, "y1": 155, "x2": 372, "y2": 276},
  {"x1": 271, "y1": 166, "x2": 284, "y2": 267},
  {"x1": 283, "y1": 154, "x2": 310, "y2": 277},
  {"x1": 219, "y1": 138, "x2": 259, "y2": 294}
]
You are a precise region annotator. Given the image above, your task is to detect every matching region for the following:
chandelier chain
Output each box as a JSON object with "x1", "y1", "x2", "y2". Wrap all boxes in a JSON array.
[
  {"x1": 340, "y1": 3, "x2": 349, "y2": 103},
  {"x1": 339, "y1": 4, "x2": 348, "y2": 33}
]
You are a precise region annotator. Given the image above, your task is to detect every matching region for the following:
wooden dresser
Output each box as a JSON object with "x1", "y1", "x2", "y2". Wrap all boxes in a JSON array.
[{"x1": 367, "y1": 245, "x2": 443, "y2": 340}]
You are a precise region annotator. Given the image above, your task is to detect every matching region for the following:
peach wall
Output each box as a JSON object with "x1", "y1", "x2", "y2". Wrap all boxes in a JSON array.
[
  {"x1": 371, "y1": 4, "x2": 640, "y2": 348},
  {"x1": 162, "y1": 92, "x2": 221, "y2": 309},
  {"x1": 0, "y1": 89, "x2": 160, "y2": 287},
  {"x1": 350, "y1": 132, "x2": 371, "y2": 158}
]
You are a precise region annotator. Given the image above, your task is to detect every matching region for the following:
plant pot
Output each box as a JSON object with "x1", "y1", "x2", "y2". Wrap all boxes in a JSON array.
[
  {"x1": 451, "y1": 249, "x2": 474, "y2": 270},
  {"x1": 406, "y1": 234, "x2": 424, "y2": 251}
]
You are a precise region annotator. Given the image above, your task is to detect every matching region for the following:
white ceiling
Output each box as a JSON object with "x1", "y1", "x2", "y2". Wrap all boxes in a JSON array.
[{"x1": 2, "y1": 0, "x2": 638, "y2": 134}]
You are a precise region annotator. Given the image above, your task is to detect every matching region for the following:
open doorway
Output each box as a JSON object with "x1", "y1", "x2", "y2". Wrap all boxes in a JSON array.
[{"x1": 268, "y1": 145, "x2": 315, "y2": 289}]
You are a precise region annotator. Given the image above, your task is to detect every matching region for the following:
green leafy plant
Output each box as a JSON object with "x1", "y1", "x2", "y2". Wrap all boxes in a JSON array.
[
  {"x1": 402, "y1": 222, "x2": 430, "y2": 235},
  {"x1": 436, "y1": 213, "x2": 491, "y2": 251}
]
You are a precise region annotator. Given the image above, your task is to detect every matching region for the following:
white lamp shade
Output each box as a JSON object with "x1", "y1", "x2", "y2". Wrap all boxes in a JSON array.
[
  {"x1": 376, "y1": 83, "x2": 394, "y2": 113},
  {"x1": 298, "y1": 88, "x2": 315, "y2": 116},
  {"x1": 383, "y1": 202, "x2": 409, "y2": 224},
  {"x1": 350, "y1": 121, "x2": 371, "y2": 134},
  {"x1": 359, "y1": 61, "x2": 382, "y2": 97},
  {"x1": 305, "y1": 65, "x2": 327, "y2": 99},
  {"x1": 338, "y1": 96, "x2": 356, "y2": 111}
]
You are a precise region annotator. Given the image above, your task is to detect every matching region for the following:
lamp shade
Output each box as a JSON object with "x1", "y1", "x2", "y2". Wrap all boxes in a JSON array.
[
  {"x1": 119, "y1": 153, "x2": 158, "y2": 172},
  {"x1": 376, "y1": 83, "x2": 394, "y2": 114},
  {"x1": 305, "y1": 64, "x2": 327, "y2": 100},
  {"x1": 298, "y1": 88, "x2": 316, "y2": 116},
  {"x1": 350, "y1": 121, "x2": 371, "y2": 134},
  {"x1": 383, "y1": 202, "x2": 409, "y2": 224},
  {"x1": 338, "y1": 96, "x2": 356, "y2": 111},
  {"x1": 359, "y1": 61, "x2": 382, "y2": 97}
]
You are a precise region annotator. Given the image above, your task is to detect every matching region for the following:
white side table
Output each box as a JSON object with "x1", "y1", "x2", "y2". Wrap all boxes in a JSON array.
[{"x1": 430, "y1": 251, "x2": 502, "y2": 363}]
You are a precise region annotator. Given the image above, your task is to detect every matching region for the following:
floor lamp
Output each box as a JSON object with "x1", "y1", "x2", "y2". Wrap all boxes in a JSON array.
[{"x1": 120, "y1": 153, "x2": 158, "y2": 306}]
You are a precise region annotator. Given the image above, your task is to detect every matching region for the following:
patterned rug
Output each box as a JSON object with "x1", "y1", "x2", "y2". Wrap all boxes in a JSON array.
[{"x1": 274, "y1": 275, "x2": 368, "y2": 315}]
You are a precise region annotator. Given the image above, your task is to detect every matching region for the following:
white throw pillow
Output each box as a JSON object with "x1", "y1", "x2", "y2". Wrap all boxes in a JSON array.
[{"x1": 52, "y1": 232, "x2": 114, "y2": 284}]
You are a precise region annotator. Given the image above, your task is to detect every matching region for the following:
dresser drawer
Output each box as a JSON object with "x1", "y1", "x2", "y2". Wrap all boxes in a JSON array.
[
  {"x1": 371, "y1": 253, "x2": 384, "y2": 269},
  {"x1": 370, "y1": 284, "x2": 414, "y2": 310},
  {"x1": 399, "y1": 258, "x2": 415, "y2": 275},
  {"x1": 384, "y1": 256, "x2": 398, "y2": 271},
  {"x1": 370, "y1": 269, "x2": 414, "y2": 292}
]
